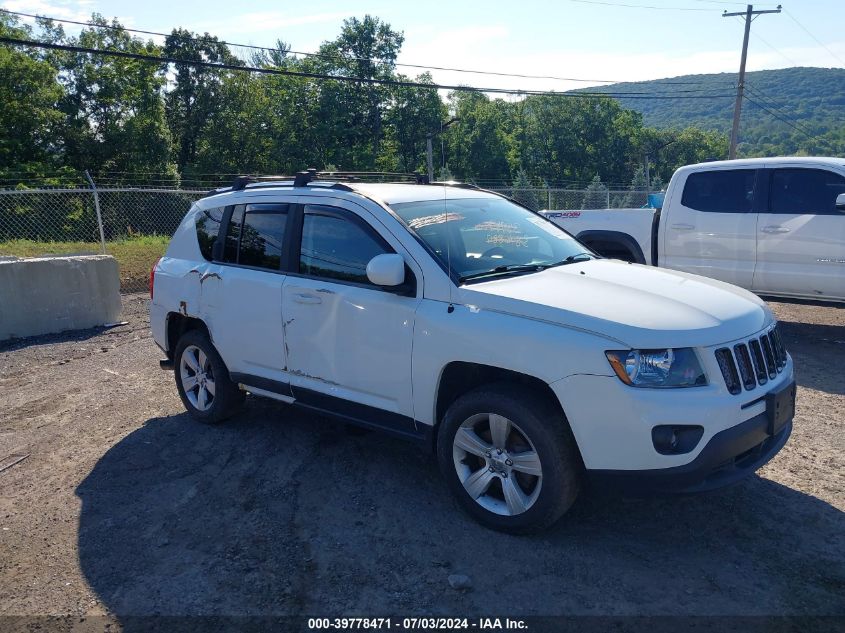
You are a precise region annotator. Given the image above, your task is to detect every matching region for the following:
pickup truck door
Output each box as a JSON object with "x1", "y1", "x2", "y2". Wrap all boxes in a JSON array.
[
  {"x1": 753, "y1": 167, "x2": 845, "y2": 301},
  {"x1": 660, "y1": 168, "x2": 760, "y2": 289},
  {"x1": 281, "y1": 200, "x2": 423, "y2": 435}
]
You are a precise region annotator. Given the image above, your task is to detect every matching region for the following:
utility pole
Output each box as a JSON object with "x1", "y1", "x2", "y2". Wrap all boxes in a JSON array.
[{"x1": 723, "y1": 4, "x2": 782, "y2": 159}]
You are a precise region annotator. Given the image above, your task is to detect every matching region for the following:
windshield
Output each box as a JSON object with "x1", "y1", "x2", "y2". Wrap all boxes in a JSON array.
[{"x1": 390, "y1": 197, "x2": 594, "y2": 282}]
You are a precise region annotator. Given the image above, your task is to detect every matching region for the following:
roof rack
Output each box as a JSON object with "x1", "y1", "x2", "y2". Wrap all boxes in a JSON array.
[
  {"x1": 227, "y1": 169, "x2": 429, "y2": 192},
  {"x1": 431, "y1": 181, "x2": 480, "y2": 190}
]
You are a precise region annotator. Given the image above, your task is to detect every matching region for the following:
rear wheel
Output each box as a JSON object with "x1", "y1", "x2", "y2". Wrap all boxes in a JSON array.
[
  {"x1": 437, "y1": 384, "x2": 581, "y2": 533},
  {"x1": 174, "y1": 329, "x2": 243, "y2": 424}
]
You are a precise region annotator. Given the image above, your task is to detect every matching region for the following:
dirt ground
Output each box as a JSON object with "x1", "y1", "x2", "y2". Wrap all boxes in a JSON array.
[{"x1": 0, "y1": 294, "x2": 843, "y2": 627}]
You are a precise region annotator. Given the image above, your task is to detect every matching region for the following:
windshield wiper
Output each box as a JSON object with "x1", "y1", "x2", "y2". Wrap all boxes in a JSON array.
[
  {"x1": 548, "y1": 252, "x2": 596, "y2": 266},
  {"x1": 459, "y1": 264, "x2": 549, "y2": 283}
]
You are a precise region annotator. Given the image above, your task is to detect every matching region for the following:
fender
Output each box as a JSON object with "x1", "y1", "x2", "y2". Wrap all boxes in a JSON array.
[{"x1": 575, "y1": 230, "x2": 647, "y2": 265}]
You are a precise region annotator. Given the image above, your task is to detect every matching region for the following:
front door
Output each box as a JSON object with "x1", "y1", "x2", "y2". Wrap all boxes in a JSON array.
[
  {"x1": 282, "y1": 202, "x2": 421, "y2": 430},
  {"x1": 753, "y1": 167, "x2": 845, "y2": 301},
  {"x1": 660, "y1": 168, "x2": 760, "y2": 288}
]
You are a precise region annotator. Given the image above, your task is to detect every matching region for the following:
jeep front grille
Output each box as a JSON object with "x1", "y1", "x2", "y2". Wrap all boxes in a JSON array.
[{"x1": 716, "y1": 325, "x2": 787, "y2": 395}]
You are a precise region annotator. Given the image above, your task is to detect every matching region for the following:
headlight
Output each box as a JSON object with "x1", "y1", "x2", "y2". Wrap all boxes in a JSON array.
[{"x1": 605, "y1": 348, "x2": 707, "y2": 388}]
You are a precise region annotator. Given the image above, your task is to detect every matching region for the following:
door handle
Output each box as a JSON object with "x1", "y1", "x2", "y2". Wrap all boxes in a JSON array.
[
  {"x1": 670, "y1": 223, "x2": 694, "y2": 231},
  {"x1": 761, "y1": 225, "x2": 790, "y2": 234},
  {"x1": 293, "y1": 293, "x2": 322, "y2": 305}
]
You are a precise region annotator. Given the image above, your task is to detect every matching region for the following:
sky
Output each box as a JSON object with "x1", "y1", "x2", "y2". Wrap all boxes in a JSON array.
[{"x1": 2, "y1": 0, "x2": 844, "y2": 91}]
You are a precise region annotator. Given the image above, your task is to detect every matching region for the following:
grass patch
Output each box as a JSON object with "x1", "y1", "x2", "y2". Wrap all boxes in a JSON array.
[{"x1": 0, "y1": 236, "x2": 170, "y2": 292}]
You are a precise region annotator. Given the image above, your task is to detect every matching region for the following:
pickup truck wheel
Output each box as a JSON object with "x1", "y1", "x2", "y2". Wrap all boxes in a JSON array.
[
  {"x1": 437, "y1": 384, "x2": 581, "y2": 533},
  {"x1": 174, "y1": 330, "x2": 243, "y2": 424}
]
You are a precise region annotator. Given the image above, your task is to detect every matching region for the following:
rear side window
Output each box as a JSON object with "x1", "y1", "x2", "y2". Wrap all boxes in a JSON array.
[
  {"x1": 299, "y1": 206, "x2": 392, "y2": 285},
  {"x1": 770, "y1": 168, "x2": 845, "y2": 215},
  {"x1": 222, "y1": 203, "x2": 289, "y2": 270},
  {"x1": 195, "y1": 207, "x2": 223, "y2": 260},
  {"x1": 681, "y1": 170, "x2": 757, "y2": 213}
]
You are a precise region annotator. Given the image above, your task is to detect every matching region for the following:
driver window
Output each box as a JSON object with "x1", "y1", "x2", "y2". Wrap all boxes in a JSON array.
[{"x1": 299, "y1": 205, "x2": 394, "y2": 285}]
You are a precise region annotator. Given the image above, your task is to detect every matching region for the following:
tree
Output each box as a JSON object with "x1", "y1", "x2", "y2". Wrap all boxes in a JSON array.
[
  {"x1": 0, "y1": 15, "x2": 64, "y2": 182},
  {"x1": 619, "y1": 167, "x2": 648, "y2": 208},
  {"x1": 55, "y1": 15, "x2": 175, "y2": 180},
  {"x1": 582, "y1": 175, "x2": 609, "y2": 209},
  {"x1": 444, "y1": 91, "x2": 512, "y2": 181},
  {"x1": 164, "y1": 28, "x2": 241, "y2": 174},
  {"x1": 308, "y1": 16, "x2": 405, "y2": 169},
  {"x1": 382, "y1": 73, "x2": 445, "y2": 173},
  {"x1": 512, "y1": 169, "x2": 540, "y2": 211}
]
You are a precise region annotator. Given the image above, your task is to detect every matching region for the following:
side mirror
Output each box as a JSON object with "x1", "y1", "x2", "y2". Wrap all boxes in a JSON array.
[
  {"x1": 366, "y1": 253, "x2": 405, "y2": 287},
  {"x1": 836, "y1": 193, "x2": 845, "y2": 212}
]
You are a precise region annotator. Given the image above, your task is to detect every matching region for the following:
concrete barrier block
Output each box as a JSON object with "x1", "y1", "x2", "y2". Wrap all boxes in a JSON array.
[{"x1": 0, "y1": 255, "x2": 122, "y2": 341}]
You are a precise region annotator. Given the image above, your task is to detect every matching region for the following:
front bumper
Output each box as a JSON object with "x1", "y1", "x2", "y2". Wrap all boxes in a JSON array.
[{"x1": 586, "y1": 410, "x2": 792, "y2": 493}]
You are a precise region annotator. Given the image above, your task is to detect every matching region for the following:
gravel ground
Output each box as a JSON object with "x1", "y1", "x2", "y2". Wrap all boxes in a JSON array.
[{"x1": 0, "y1": 295, "x2": 843, "y2": 627}]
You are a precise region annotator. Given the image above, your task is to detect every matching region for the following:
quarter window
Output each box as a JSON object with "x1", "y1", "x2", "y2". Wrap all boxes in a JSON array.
[
  {"x1": 770, "y1": 168, "x2": 845, "y2": 215},
  {"x1": 299, "y1": 206, "x2": 392, "y2": 285},
  {"x1": 681, "y1": 170, "x2": 757, "y2": 213},
  {"x1": 195, "y1": 207, "x2": 223, "y2": 261}
]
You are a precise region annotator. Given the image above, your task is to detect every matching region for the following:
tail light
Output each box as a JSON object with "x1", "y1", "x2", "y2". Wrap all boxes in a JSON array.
[{"x1": 150, "y1": 257, "x2": 162, "y2": 300}]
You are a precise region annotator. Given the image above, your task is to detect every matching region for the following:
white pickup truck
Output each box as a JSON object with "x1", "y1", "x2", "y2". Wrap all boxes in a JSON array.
[{"x1": 544, "y1": 157, "x2": 845, "y2": 303}]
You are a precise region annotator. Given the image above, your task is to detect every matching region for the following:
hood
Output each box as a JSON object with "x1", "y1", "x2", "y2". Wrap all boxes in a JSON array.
[{"x1": 459, "y1": 259, "x2": 772, "y2": 348}]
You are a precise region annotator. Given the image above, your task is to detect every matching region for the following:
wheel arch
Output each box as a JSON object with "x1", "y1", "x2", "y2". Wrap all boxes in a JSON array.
[
  {"x1": 433, "y1": 361, "x2": 581, "y2": 459},
  {"x1": 166, "y1": 312, "x2": 211, "y2": 360},
  {"x1": 576, "y1": 230, "x2": 646, "y2": 264}
]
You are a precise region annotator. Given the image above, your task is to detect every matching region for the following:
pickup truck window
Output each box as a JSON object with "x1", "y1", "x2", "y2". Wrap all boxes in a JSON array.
[
  {"x1": 681, "y1": 170, "x2": 756, "y2": 213},
  {"x1": 390, "y1": 197, "x2": 588, "y2": 280},
  {"x1": 299, "y1": 206, "x2": 392, "y2": 285},
  {"x1": 770, "y1": 168, "x2": 845, "y2": 215}
]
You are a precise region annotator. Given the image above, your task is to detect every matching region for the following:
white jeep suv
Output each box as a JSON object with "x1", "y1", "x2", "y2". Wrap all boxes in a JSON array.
[{"x1": 150, "y1": 171, "x2": 796, "y2": 533}]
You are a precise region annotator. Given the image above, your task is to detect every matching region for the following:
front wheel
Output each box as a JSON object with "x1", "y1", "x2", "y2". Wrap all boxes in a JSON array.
[
  {"x1": 436, "y1": 384, "x2": 581, "y2": 533},
  {"x1": 174, "y1": 329, "x2": 244, "y2": 424}
]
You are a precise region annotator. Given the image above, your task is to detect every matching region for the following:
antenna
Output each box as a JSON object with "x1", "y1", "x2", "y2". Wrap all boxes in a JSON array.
[{"x1": 445, "y1": 183, "x2": 455, "y2": 313}]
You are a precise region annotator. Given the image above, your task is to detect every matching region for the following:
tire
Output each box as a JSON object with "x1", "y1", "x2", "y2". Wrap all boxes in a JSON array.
[
  {"x1": 436, "y1": 383, "x2": 581, "y2": 534},
  {"x1": 173, "y1": 329, "x2": 244, "y2": 424}
]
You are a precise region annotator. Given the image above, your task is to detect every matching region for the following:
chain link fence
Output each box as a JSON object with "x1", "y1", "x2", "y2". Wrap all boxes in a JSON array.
[
  {"x1": 0, "y1": 186, "x2": 206, "y2": 293},
  {"x1": 489, "y1": 187, "x2": 650, "y2": 211},
  {"x1": 0, "y1": 184, "x2": 653, "y2": 293}
]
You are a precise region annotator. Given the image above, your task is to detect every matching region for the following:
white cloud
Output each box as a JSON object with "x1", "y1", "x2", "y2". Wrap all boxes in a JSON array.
[{"x1": 1, "y1": 0, "x2": 95, "y2": 22}]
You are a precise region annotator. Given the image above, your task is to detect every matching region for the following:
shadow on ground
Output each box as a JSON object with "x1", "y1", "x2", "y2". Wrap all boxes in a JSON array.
[
  {"x1": 76, "y1": 398, "x2": 845, "y2": 624},
  {"x1": 778, "y1": 320, "x2": 845, "y2": 395}
]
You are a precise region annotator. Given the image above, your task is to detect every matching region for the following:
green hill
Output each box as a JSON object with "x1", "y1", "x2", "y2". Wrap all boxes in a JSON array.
[{"x1": 585, "y1": 67, "x2": 845, "y2": 157}]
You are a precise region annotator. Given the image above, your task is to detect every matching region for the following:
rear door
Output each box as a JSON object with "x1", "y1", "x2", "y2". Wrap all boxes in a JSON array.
[
  {"x1": 753, "y1": 167, "x2": 845, "y2": 301},
  {"x1": 200, "y1": 199, "x2": 296, "y2": 390},
  {"x1": 660, "y1": 168, "x2": 760, "y2": 288}
]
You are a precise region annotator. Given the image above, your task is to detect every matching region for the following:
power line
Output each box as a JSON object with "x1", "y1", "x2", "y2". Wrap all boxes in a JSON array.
[
  {"x1": 0, "y1": 7, "x2": 727, "y2": 87},
  {"x1": 0, "y1": 35, "x2": 738, "y2": 100},
  {"x1": 743, "y1": 94, "x2": 832, "y2": 150},
  {"x1": 743, "y1": 84, "x2": 834, "y2": 151},
  {"x1": 783, "y1": 8, "x2": 845, "y2": 67},
  {"x1": 744, "y1": 89, "x2": 814, "y2": 140},
  {"x1": 566, "y1": 0, "x2": 711, "y2": 10}
]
